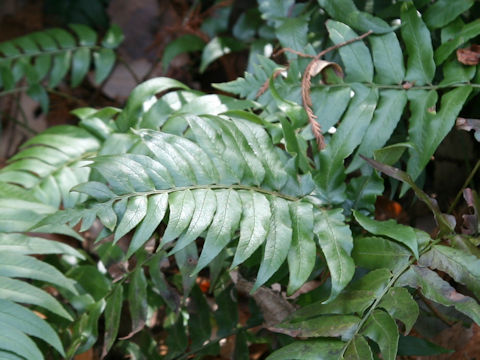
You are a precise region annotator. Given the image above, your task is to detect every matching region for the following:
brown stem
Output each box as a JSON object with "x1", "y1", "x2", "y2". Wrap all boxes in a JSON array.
[{"x1": 302, "y1": 30, "x2": 373, "y2": 150}]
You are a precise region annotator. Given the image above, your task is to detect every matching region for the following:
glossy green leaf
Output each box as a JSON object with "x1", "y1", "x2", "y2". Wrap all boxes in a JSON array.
[
  {"x1": 379, "y1": 287, "x2": 418, "y2": 334},
  {"x1": 114, "y1": 195, "x2": 148, "y2": 242},
  {"x1": 0, "y1": 199, "x2": 56, "y2": 232},
  {"x1": 344, "y1": 335, "x2": 373, "y2": 360},
  {"x1": 326, "y1": 21, "x2": 373, "y2": 83},
  {"x1": 90, "y1": 155, "x2": 155, "y2": 194},
  {"x1": 397, "y1": 265, "x2": 480, "y2": 324},
  {"x1": 353, "y1": 210, "x2": 419, "y2": 258},
  {"x1": 0, "y1": 323, "x2": 42, "y2": 360},
  {"x1": 200, "y1": 36, "x2": 245, "y2": 73},
  {"x1": 266, "y1": 339, "x2": 345, "y2": 360},
  {"x1": 162, "y1": 34, "x2": 205, "y2": 72},
  {"x1": 69, "y1": 300, "x2": 105, "y2": 355},
  {"x1": 170, "y1": 189, "x2": 216, "y2": 254},
  {"x1": 148, "y1": 252, "x2": 180, "y2": 311},
  {"x1": 258, "y1": 0, "x2": 294, "y2": 27},
  {"x1": 101, "y1": 24, "x2": 124, "y2": 49},
  {"x1": 0, "y1": 276, "x2": 72, "y2": 320},
  {"x1": 276, "y1": 16, "x2": 309, "y2": 54},
  {"x1": 127, "y1": 267, "x2": 148, "y2": 337},
  {"x1": 309, "y1": 87, "x2": 351, "y2": 134},
  {"x1": 210, "y1": 115, "x2": 267, "y2": 185},
  {"x1": 73, "y1": 181, "x2": 116, "y2": 202},
  {"x1": 424, "y1": 0, "x2": 474, "y2": 29},
  {"x1": 0, "y1": 253, "x2": 77, "y2": 293},
  {"x1": 233, "y1": 9, "x2": 262, "y2": 41},
  {"x1": 93, "y1": 48, "x2": 115, "y2": 84},
  {"x1": 435, "y1": 19, "x2": 480, "y2": 64},
  {"x1": 406, "y1": 86, "x2": 472, "y2": 188},
  {"x1": 0, "y1": 233, "x2": 84, "y2": 258},
  {"x1": 348, "y1": 90, "x2": 407, "y2": 172},
  {"x1": 352, "y1": 236, "x2": 411, "y2": 271},
  {"x1": 175, "y1": 242, "x2": 198, "y2": 295},
  {"x1": 27, "y1": 83, "x2": 49, "y2": 113},
  {"x1": 102, "y1": 284, "x2": 123, "y2": 358},
  {"x1": 315, "y1": 86, "x2": 377, "y2": 203},
  {"x1": 276, "y1": 314, "x2": 360, "y2": 339},
  {"x1": 287, "y1": 201, "x2": 315, "y2": 295},
  {"x1": 419, "y1": 245, "x2": 480, "y2": 299},
  {"x1": 369, "y1": 32, "x2": 405, "y2": 84},
  {"x1": 117, "y1": 77, "x2": 189, "y2": 131},
  {"x1": 71, "y1": 47, "x2": 90, "y2": 87},
  {"x1": 188, "y1": 286, "x2": 212, "y2": 348},
  {"x1": 69, "y1": 24, "x2": 97, "y2": 46},
  {"x1": 161, "y1": 190, "x2": 195, "y2": 246},
  {"x1": 401, "y1": 1, "x2": 435, "y2": 85},
  {"x1": 314, "y1": 209, "x2": 355, "y2": 302},
  {"x1": 128, "y1": 193, "x2": 168, "y2": 257},
  {"x1": 290, "y1": 269, "x2": 391, "y2": 319},
  {"x1": 195, "y1": 189, "x2": 242, "y2": 273},
  {"x1": 319, "y1": 0, "x2": 391, "y2": 33},
  {"x1": 0, "y1": 299, "x2": 64, "y2": 356},
  {"x1": 233, "y1": 118, "x2": 288, "y2": 190},
  {"x1": 69, "y1": 265, "x2": 111, "y2": 301},
  {"x1": 361, "y1": 310, "x2": 398, "y2": 360},
  {"x1": 253, "y1": 197, "x2": 292, "y2": 291},
  {"x1": 185, "y1": 116, "x2": 239, "y2": 184},
  {"x1": 373, "y1": 142, "x2": 413, "y2": 166},
  {"x1": 46, "y1": 28, "x2": 75, "y2": 48},
  {"x1": 214, "y1": 285, "x2": 238, "y2": 337},
  {"x1": 440, "y1": 58, "x2": 476, "y2": 86},
  {"x1": 49, "y1": 52, "x2": 71, "y2": 87},
  {"x1": 232, "y1": 191, "x2": 270, "y2": 267},
  {"x1": 346, "y1": 169, "x2": 384, "y2": 213},
  {"x1": 212, "y1": 55, "x2": 278, "y2": 100}
]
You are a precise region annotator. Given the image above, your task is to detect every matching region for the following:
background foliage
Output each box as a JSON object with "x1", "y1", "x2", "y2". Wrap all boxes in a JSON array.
[{"x1": 1, "y1": 0, "x2": 480, "y2": 359}]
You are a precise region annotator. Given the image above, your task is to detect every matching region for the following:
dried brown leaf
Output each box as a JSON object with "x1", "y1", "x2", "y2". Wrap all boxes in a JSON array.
[{"x1": 457, "y1": 45, "x2": 480, "y2": 65}]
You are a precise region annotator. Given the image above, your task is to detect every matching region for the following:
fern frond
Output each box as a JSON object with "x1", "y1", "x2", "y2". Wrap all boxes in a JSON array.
[
  {"x1": 40, "y1": 115, "x2": 353, "y2": 297},
  {"x1": 0, "y1": 233, "x2": 85, "y2": 359},
  {"x1": 0, "y1": 125, "x2": 101, "y2": 211},
  {"x1": 0, "y1": 24, "x2": 123, "y2": 111},
  {"x1": 216, "y1": 1, "x2": 474, "y2": 207}
]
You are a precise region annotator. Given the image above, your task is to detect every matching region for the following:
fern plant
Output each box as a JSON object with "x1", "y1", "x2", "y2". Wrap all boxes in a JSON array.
[
  {"x1": 0, "y1": 24, "x2": 123, "y2": 112},
  {"x1": 1, "y1": 0, "x2": 480, "y2": 359}
]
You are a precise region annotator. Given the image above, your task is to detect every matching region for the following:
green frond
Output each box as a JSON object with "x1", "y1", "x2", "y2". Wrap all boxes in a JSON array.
[
  {"x1": 0, "y1": 125, "x2": 101, "y2": 212},
  {"x1": 216, "y1": 0, "x2": 474, "y2": 208},
  {"x1": 39, "y1": 115, "x2": 350, "y2": 296},
  {"x1": 0, "y1": 233, "x2": 85, "y2": 359},
  {"x1": 0, "y1": 24, "x2": 123, "y2": 111}
]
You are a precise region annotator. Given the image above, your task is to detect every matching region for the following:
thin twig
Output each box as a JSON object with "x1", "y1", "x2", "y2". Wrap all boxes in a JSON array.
[
  {"x1": 273, "y1": 47, "x2": 315, "y2": 59},
  {"x1": 448, "y1": 158, "x2": 480, "y2": 213},
  {"x1": 117, "y1": 56, "x2": 140, "y2": 84},
  {"x1": 47, "y1": 88, "x2": 87, "y2": 106},
  {"x1": 302, "y1": 30, "x2": 373, "y2": 150},
  {"x1": 256, "y1": 68, "x2": 285, "y2": 98}
]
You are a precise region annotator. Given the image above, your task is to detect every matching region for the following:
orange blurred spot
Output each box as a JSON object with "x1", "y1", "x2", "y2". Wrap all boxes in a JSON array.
[
  {"x1": 375, "y1": 196, "x2": 404, "y2": 221},
  {"x1": 74, "y1": 349, "x2": 94, "y2": 360},
  {"x1": 197, "y1": 277, "x2": 210, "y2": 293}
]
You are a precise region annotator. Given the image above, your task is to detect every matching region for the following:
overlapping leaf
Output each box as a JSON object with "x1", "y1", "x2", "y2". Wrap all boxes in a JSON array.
[
  {"x1": 0, "y1": 125, "x2": 101, "y2": 213},
  {"x1": 0, "y1": 233, "x2": 84, "y2": 359}
]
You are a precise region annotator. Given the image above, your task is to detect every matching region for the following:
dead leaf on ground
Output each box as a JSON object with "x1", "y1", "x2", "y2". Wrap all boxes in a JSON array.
[
  {"x1": 416, "y1": 323, "x2": 480, "y2": 360},
  {"x1": 457, "y1": 44, "x2": 480, "y2": 65}
]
